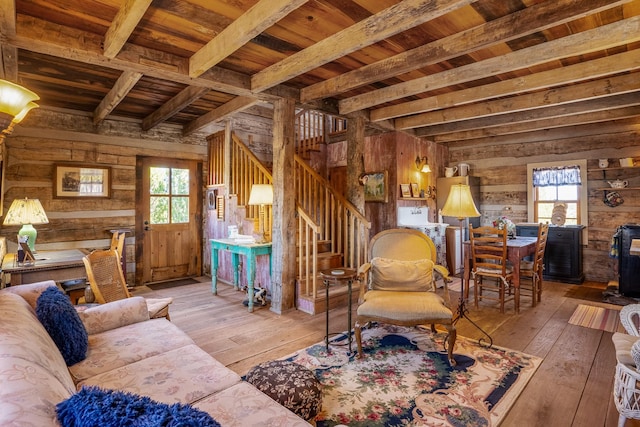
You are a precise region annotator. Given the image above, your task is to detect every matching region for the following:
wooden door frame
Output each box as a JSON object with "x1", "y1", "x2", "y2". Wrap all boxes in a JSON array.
[{"x1": 134, "y1": 155, "x2": 203, "y2": 286}]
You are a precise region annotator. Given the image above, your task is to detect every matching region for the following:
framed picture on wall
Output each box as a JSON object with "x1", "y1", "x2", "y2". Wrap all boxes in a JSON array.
[
  {"x1": 53, "y1": 164, "x2": 111, "y2": 198},
  {"x1": 363, "y1": 171, "x2": 388, "y2": 203}
]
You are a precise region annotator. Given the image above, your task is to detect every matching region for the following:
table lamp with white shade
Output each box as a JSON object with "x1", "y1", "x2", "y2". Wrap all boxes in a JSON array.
[
  {"x1": 248, "y1": 184, "x2": 273, "y2": 243},
  {"x1": 3, "y1": 198, "x2": 49, "y2": 252},
  {"x1": 440, "y1": 184, "x2": 492, "y2": 347}
]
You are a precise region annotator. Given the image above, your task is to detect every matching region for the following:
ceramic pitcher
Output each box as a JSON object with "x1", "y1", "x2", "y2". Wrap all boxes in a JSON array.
[
  {"x1": 458, "y1": 163, "x2": 470, "y2": 176},
  {"x1": 445, "y1": 166, "x2": 457, "y2": 177}
]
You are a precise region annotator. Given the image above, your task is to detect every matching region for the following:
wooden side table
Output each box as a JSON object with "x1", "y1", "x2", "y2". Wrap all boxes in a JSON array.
[{"x1": 320, "y1": 268, "x2": 357, "y2": 354}]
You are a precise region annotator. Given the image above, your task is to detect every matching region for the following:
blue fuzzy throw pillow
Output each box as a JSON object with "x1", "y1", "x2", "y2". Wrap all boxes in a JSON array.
[
  {"x1": 36, "y1": 287, "x2": 88, "y2": 366},
  {"x1": 56, "y1": 386, "x2": 221, "y2": 427}
]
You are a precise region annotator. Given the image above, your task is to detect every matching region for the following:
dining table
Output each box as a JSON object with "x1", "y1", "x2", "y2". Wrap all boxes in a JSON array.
[{"x1": 462, "y1": 236, "x2": 538, "y2": 313}]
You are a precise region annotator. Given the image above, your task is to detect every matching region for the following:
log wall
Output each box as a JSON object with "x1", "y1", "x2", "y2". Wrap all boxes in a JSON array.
[{"x1": 445, "y1": 119, "x2": 640, "y2": 283}]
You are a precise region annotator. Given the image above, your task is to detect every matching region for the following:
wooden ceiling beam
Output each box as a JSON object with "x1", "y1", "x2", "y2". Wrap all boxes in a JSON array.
[
  {"x1": 0, "y1": 0, "x2": 16, "y2": 37},
  {"x1": 251, "y1": 0, "x2": 475, "y2": 92},
  {"x1": 372, "y1": 49, "x2": 640, "y2": 122},
  {"x1": 415, "y1": 92, "x2": 640, "y2": 137},
  {"x1": 0, "y1": 44, "x2": 18, "y2": 80},
  {"x1": 425, "y1": 105, "x2": 640, "y2": 142},
  {"x1": 396, "y1": 72, "x2": 640, "y2": 130},
  {"x1": 93, "y1": 70, "x2": 143, "y2": 124},
  {"x1": 142, "y1": 86, "x2": 211, "y2": 131},
  {"x1": 189, "y1": 0, "x2": 308, "y2": 78},
  {"x1": 103, "y1": 0, "x2": 153, "y2": 59},
  {"x1": 301, "y1": 0, "x2": 631, "y2": 102},
  {"x1": 9, "y1": 15, "x2": 298, "y2": 102},
  {"x1": 339, "y1": 15, "x2": 640, "y2": 114},
  {"x1": 183, "y1": 96, "x2": 259, "y2": 136}
]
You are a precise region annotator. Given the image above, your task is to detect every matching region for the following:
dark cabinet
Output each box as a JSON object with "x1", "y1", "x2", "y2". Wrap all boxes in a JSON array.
[{"x1": 516, "y1": 224, "x2": 585, "y2": 284}]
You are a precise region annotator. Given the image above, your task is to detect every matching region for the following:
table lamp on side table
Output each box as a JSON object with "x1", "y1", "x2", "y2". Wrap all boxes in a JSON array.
[
  {"x1": 248, "y1": 184, "x2": 273, "y2": 243},
  {"x1": 3, "y1": 198, "x2": 49, "y2": 253},
  {"x1": 440, "y1": 184, "x2": 492, "y2": 347}
]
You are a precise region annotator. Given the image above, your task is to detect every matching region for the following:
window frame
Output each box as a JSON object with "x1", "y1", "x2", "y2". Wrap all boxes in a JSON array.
[{"x1": 526, "y1": 159, "x2": 588, "y2": 241}]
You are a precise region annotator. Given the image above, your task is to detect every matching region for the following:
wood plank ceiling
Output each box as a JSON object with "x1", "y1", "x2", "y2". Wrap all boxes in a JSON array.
[{"x1": 0, "y1": 0, "x2": 639, "y2": 143}]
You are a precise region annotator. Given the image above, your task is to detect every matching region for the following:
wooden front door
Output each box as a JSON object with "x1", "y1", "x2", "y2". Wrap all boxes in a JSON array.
[{"x1": 136, "y1": 156, "x2": 202, "y2": 285}]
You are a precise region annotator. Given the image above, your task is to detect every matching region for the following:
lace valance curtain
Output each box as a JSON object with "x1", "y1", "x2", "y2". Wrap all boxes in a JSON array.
[{"x1": 532, "y1": 165, "x2": 582, "y2": 187}]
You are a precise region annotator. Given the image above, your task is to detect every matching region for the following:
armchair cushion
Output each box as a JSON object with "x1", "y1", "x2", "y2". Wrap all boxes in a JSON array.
[
  {"x1": 359, "y1": 290, "x2": 452, "y2": 322},
  {"x1": 36, "y1": 287, "x2": 89, "y2": 366},
  {"x1": 56, "y1": 386, "x2": 221, "y2": 427},
  {"x1": 370, "y1": 257, "x2": 434, "y2": 292}
]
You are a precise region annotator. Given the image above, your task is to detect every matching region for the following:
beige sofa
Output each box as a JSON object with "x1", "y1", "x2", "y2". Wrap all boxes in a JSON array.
[{"x1": 0, "y1": 281, "x2": 311, "y2": 426}]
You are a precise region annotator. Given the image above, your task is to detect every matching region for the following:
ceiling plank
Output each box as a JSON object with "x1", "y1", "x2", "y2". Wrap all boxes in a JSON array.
[
  {"x1": 0, "y1": 0, "x2": 16, "y2": 37},
  {"x1": 251, "y1": 0, "x2": 475, "y2": 92},
  {"x1": 189, "y1": 0, "x2": 308, "y2": 78},
  {"x1": 339, "y1": 15, "x2": 640, "y2": 114},
  {"x1": 93, "y1": 70, "x2": 143, "y2": 124},
  {"x1": 142, "y1": 86, "x2": 211, "y2": 131},
  {"x1": 415, "y1": 92, "x2": 640, "y2": 137},
  {"x1": 103, "y1": 0, "x2": 154, "y2": 59},
  {"x1": 183, "y1": 96, "x2": 259, "y2": 136},
  {"x1": 396, "y1": 72, "x2": 640, "y2": 129},
  {"x1": 300, "y1": 0, "x2": 631, "y2": 102},
  {"x1": 372, "y1": 49, "x2": 640, "y2": 122},
  {"x1": 426, "y1": 105, "x2": 640, "y2": 142}
]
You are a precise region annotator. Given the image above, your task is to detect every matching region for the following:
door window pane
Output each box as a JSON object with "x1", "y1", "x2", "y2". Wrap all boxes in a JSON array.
[{"x1": 149, "y1": 166, "x2": 190, "y2": 224}]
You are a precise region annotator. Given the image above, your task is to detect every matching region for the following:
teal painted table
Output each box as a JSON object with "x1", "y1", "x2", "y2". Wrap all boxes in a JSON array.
[{"x1": 210, "y1": 239, "x2": 272, "y2": 312}]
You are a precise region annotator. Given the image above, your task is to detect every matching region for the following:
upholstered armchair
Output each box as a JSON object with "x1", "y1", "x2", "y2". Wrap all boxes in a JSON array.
[{"x1": 354, "y1": 228, "x2": 456, "y2": 365}]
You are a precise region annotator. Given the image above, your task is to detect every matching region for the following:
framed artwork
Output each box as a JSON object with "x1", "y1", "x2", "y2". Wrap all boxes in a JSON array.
[
  {"x1": 206, "y1": 186, "x2": 217, "y2": 210},
  {"x1": 54, "y1": 164, "x2": 111, "y2": 198},
  {"x1": 363, "y1": 171, "x2": 388, "y2": 203},
  {"x1": 400, "y1": 183, "x2": 411, "y2": 198},
  {"x1": 410, "y1": 183, "x2": 420, "y2": 198}
]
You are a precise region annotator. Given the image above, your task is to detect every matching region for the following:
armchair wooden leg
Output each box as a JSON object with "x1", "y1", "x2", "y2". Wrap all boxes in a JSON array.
[
  {"x1": 445, "y1": 325, "x2": 456, "y2": 366},
  {"x1": 355, "y1": 322, "x2": 364, "y2": 359}
]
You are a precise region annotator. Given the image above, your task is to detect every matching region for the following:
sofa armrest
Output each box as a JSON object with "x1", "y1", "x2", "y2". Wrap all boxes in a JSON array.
[{"x1": 78, "y1": 297, "x2": 150, "y2": 335}]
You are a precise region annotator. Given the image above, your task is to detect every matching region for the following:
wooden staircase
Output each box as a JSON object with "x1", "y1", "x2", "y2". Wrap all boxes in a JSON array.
[{"x1": 208, "y1": 110, "x2": 369, "y2": 315}]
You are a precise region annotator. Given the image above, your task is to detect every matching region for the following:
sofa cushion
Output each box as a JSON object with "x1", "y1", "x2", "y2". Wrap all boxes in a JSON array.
[
  {"x1": 78, "y1": 344, "x2": 241, "y2": 405},
  {"x1": 69, "y1": 318, "x2": 195, "y2": 383},
  {"x1": 194, "y1": 381, "x2": 312, "y2": 427},
  {"x1": 78, "y1": 296, "x2": 150, "y2": 335},
  {"x1": 2, "y1": 280, "x2": 59, "y2": 309},
  {"x1": 0, "y1": 292, "x2": 76, "y2": 390},
  {"x1": 370, "y1": 257, "x2": 435, "y2": 292},
  {"x1": 36, "y1": 287, "x2": 89, "y2": 366},
  {"x1": 56, "y1": 386, "x2": 221, "y2": 427}
]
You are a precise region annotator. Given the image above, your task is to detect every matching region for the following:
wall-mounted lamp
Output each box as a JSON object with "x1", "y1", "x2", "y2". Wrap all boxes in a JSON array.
[
  {"x1": 415, "y1": 156, "x2": 432, "y2": 173},
  {"x1": 0, "y1": 79, "x2": 39, "y2": 135}
]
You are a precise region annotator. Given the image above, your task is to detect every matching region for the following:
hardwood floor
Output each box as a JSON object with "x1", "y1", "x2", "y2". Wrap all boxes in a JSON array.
[{"x1": 132, "y1": 277, "x2": 637, "y2": 427}]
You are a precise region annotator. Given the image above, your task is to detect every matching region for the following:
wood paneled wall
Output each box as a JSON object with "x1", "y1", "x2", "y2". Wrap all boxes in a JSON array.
[
  {"x1": 445, "y1": 118, "x2": 640, "y2": 283},
  {"x1": 1, "y1": 109, "x2": 208, "y2": 285}
]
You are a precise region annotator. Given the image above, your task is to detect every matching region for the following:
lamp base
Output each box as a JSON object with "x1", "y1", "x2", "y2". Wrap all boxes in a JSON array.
[{"x1": 18, "y1": 224, "x2": 38, "y2": 253}]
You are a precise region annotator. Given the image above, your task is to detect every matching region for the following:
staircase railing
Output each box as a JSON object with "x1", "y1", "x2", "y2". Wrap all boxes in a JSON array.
[{"x1": 294, "y1": 154, "x2": 371, "y2": 299}]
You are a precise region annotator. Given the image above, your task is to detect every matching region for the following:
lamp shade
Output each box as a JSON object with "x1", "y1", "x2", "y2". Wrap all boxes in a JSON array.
[
  {"x1": 248, "y1": 184, "x2": 273, "y2": 205},
  {"x1": 420, "y1": 164, "x2": 432, "y2": 173},
  {"x1": 440, "y1": 184, "x2": 480, "y2": 219}
]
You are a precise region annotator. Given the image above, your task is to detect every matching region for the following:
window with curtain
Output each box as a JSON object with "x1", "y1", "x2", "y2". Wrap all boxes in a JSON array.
[{"x1": 528, "y1": 163, "x2": 585, "y2": 225}]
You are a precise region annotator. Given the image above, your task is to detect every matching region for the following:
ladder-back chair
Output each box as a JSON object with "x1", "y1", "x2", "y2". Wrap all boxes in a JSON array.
[{"x1": 519, "y1": 223, "x2": 549, "y2": 307}]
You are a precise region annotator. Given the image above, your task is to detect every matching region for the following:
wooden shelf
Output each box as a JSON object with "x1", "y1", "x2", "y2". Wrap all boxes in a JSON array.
[
  {"x1": 588, "y1": 165, "x2": 639, "y2": 173},
  {"x1": 399, "y1": 197, "x2": 429, "y2": 201},
  {"x1": 595, "y1": 187, "x2": 640, "y2": 191}
]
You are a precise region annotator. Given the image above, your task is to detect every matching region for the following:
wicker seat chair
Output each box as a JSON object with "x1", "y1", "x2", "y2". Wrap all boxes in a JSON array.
[
  {"x1": 613, "y1": 304, "x2": 640, "y2": 427},
  {"x1": 519, "y1": 223, "x2": 549, "y2": 307},
  {"x1": 82, "y1": 249, "x2": 173, "y2": 320},
  {"x1": 470, "y1": 225, "x2": 514, "y2": 313},
  {"x1": 354, "y1": 228, "x2": 456, "y2": 365}
]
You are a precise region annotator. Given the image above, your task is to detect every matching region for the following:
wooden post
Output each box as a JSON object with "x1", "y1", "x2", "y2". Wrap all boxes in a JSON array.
[
  {"x1": 346, "y1": 114, "x2": 366, "y2": 213},
  {"x1": 270, "y1": 97, "x2": 296, "y2": 313}
]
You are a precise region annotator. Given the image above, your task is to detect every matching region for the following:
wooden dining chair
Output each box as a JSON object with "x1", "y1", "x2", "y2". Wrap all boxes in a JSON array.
[
  {"x1": 83, "y1": 249, "x2": 173, "y2": 320},
  {"x1": 519, "y1": 223, "x2": 549, "y2": 307},
  {"x1": 469, "y1": 225, "x2": 515, "y2": 313}
]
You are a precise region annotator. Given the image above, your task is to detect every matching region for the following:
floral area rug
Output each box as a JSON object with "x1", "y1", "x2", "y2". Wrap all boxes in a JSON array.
[{"x1": 284, "y1": 324, "x2": 541, "y2": 426}]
